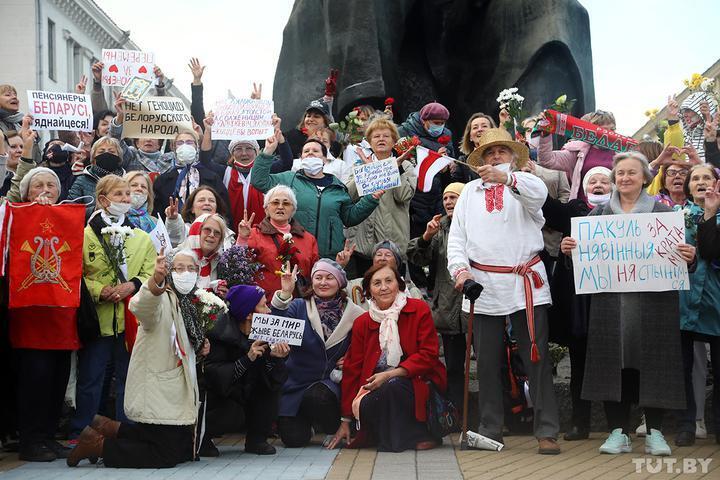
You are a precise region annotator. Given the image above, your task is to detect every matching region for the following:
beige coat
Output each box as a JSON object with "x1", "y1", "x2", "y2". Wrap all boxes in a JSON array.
[
  {"x1": 534, "y1": 164, "x2": 570, "y2": 257},
  {"x1": 126, "y1": 283, "x2": 199, "y2": 425},
  {"x1": 346, "y1": 158, "x2": 417, "y2": 258}
]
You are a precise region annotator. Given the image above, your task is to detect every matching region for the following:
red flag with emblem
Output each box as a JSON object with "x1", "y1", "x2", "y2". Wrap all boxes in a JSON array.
[
  {"x1": 414, "y1": 146, "x2": 454, "y2": 192},
  {"x1": 8, "y1": 203, "x2": 85, "y2": 308}
]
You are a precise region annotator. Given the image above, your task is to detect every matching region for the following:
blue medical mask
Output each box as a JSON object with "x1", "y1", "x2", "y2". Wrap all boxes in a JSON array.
[{"x1": 427, "y1": 123, "x2": 445, "y2": 137}]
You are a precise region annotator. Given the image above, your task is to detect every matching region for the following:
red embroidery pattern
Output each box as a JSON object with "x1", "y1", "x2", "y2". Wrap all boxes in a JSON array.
[{"x1": 484, "y1": 184, "x2": 505, "y2": 213}]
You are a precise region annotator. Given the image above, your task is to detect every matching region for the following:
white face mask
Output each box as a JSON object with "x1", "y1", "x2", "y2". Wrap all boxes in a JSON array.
[
  {"x1": 107, "y1": 201, "x2": 132, "y2": 216},
  {"x1": 130, "y1": 192, "x2": 147, "y2": 209},
  {"x1": 587, "y1": 192, "x2": 611, "y2": 205},
  {"x1": 172, "y1": 271, "x2": 198, "y2": 295},
  {"x1": 301, "y1": 156, "x2": 324, "y2": 175},
  {"x1": 175, "y1": 144, "x2": 197, "y2": 166}
]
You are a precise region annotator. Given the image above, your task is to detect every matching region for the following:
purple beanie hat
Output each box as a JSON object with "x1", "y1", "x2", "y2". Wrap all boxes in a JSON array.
[{"x1": 226, "y1": 284, "x2": 266, "y2": 320}]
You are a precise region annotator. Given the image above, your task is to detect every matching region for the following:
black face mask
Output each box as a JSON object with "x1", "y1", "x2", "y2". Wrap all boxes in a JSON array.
[
  {"x1": 95, "y1": 152, "x2": 122, "y2": 172},
  {"x1": 44, "y1": 145, "x2": 69, "y2": 164}
]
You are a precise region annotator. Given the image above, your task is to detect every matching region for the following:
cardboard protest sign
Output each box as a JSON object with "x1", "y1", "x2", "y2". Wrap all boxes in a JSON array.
[
  {"x1": 122, "y1": 97, "x2": 192, "y2": 139},
  {"x1": 538, "y1": 109, "x2": 638, "y2": 153},
  {"x1": 352, "y1": 159, "x2": 401, "y2": 196},
  {"x1": 102, "y1": 49, "x2": 155, "y2": 87},
  {"x1": 249, "y1": 313, "x2": 305, "y2": 346},
  {"x1": 27, "y1": 91, "x2": 93, "y2": 132},
  {"x1": 212, "y1": 99, "x2": 275, "y2": 140},
  {"x1": 571, "y1": 211, "x2": 689, "y2": 294},
  {"x1": 121, "y1": 76, "x2": 153, "y2": 103}
]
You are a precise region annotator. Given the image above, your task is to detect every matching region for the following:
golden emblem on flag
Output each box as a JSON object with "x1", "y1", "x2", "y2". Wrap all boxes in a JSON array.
[{"x1": 19, "y1": 224, "x2": 72, "y2": 292}]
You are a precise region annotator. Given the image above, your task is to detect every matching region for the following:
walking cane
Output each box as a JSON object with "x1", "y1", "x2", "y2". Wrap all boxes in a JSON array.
[{"x1": 460, "y1": 279, "x2": 483, "y2": 450}]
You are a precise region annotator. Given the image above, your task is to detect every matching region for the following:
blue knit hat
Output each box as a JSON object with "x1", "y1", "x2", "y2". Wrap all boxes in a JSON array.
[{"x1": 226, "y1": 285, "x2": 265, "y2": 320}]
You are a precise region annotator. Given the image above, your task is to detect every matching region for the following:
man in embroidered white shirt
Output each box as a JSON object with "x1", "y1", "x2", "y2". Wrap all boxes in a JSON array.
[{"x1": 447, "y1": 128, "x2": 560, "y2": 455}]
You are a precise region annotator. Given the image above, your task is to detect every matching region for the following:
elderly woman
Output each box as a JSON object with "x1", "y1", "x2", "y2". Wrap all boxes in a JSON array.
[
  {"x1": 674, "y1": 165, "x2": 720, "y2": 446},
  {"x1": 67, "y1": 135, "x2": 125, "y2": 218},
  {"x1": 203, "y1": 285, "x2": 289, "y2": 456},
  {"x1": 236, "y1": 185, "x2": 319, "y2": 300},
  {"x1": 124, "y1": 171, "x2": 157, "y2": 233},
  {"x1": 346, "y1": 118, "x2": 417, "y2": 274},
  {"x1": 251, "y1": 135, "x2": 378, "y2": 258},
  {"x1": 165, "y1": 185, "x2": 234, "y2": 248},
  {"x1": 328, "y1": 264, "x2": 447, "y2": 452},
  {"x1": 70, "y1": 175, "x2": 156, "y2": 440},
  {"x1": 270, "y1": 259, "x2": 365, "y2": 447},
  {"x1": 176, "y1": 212, "x2": 230, "y2": 292},
  {"x1": 67, "y1": 249, "x2": 201, "y2": 468},
  {"x1": 537, "y1": 110, "x2": 617, "y2": 201},
  {"x1": 152, "y1": 129, "x2": 228, "y2": 219},
  {"x1": 283, "y1": 98, "x2": 341, "y2": 159},
  {"x1": 561, "y1": 152, "x2": 695, "y2": 456},
  {"x1": 4, "y1": 127, "x2": 80, "y2": 462}
]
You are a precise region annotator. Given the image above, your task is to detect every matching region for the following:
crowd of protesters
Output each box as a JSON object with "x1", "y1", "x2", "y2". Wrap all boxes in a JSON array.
[{"x1": 0, "y1": 55, "x2": 719, "y2": 470}]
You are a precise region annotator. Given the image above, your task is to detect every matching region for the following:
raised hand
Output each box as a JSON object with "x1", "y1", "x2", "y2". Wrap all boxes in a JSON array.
[
  {"x1": 250, "y1": 82, "x2": 262, "y2": 100},
  {"x1": 356, "y1": 147, "x2": 373, "y2": 164},
  {"x1": 19, "y1": 115, "x2": 37, "y2": 157},
  {"x1": 237, "y1": 209, "x2": 255, "y2": 239},
  {"x1": 666, "y1": 94, "x2": 679, "y2": 119},
  {"x1": 113, "y1": 91, "x2": 126, "y2": 116},
  {"x1": 279, "y1": 261, "x2": 299, "y2": 298},
  {"x1": 263, "y1": 131, "x2": 280, "y2": 155},
  {"x1": 681, "y1": 145, "x2": 702, "y2": 165},
  {"x1": 476, "y1": 164, "x2": 509, "y2": 184},
  {"x1": 75, "y1": 74, "x2": 88, "y2": 94},
  {"x1": 335, "y1": 240, "x2": 356, "y2": 267},
  {"x1": 203, "y1": 111, "x2": 215, "y2": 130},
  {"x1": 499, "y1": 108, "x2": 511, "y2": 126},
  {"x1": 153, "y1": 66, "x2": 165, "y2": 82},
  {"x1": 272, "y1": 113, "x2": 282, "y2": 131},
  {"x1": 152, "y1": 247, "x2": 168, "y2": 287},
  {"x1": 704, "y1": 180, "x2": 720, "y2": 219},
  {"x1": 396, "y1": 146, "x2": 415, "y2": 165},
  {"x1": 165, "y1": 197, "x2": 179, "y2": 220},
  {"x1": 91, "y1": 61, "x2": 104, "y2": 84},
  {"x1": 423, "y1": 214, "x2": 442, "y2": 241},
  {"x1": 704, "y1": 111, "x2": 719, "y2": 142},
  {"x1": 324, "y1": 68, "x2": 339, "y2": 97},
  {"x1": 188, "y1": 57, "x2": 205, "y2": 85}
]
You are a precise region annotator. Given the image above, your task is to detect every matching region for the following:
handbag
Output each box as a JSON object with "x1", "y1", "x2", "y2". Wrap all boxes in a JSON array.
[
  {"x1": 76, "y1": 277, "x2": 100, "y2": 344},
  {"x1": 425, "y1": 381, "x2": 461, "y2": 438}
]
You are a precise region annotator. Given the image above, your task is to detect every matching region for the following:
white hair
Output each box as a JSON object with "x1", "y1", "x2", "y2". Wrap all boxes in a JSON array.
[
  {"x1": 263, "y1": 184, "x2": 298, "y2": 210},
  {"x1": 170, "y1": 248, "x2": 200, "y2": 266}
]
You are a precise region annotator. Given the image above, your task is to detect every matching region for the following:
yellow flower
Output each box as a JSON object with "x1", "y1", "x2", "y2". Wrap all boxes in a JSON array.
[{"x1": 555, "y1": 94, "x2": 567, "y2": 105}]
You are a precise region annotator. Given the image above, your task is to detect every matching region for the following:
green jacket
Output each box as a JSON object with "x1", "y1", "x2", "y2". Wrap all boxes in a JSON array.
[
  {"x1": 406, "y1": 215, "x2": 464, "y2": 334},
  {"x1": 83, "y1": 224, "x2": 156, "y2": 337},
  {"x1": 250, "y1": 153, "x2": 379, "y2": 258}
]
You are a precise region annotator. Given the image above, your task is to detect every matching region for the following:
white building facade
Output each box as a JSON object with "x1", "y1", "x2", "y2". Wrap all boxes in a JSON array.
[{"x1": 1, "y1": 0, "x2": 187, "y2": 125}]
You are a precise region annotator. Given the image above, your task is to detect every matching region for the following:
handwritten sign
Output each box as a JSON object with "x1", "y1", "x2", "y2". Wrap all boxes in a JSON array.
[
  {"x1": 571, "y1": 211, "x2": 689, "y2": 294},
  {"x1": 101, "y1": 49, "x2": 155, "y2": 87},
  {"x1": 352, "y1": 159, "x2": 401, "y2": 196},
  {"x1": 122, "y1": 97, "x2": 192, "y2": 139},
  {"x1": 27, "y1": 90, "x2": 93, "y2": 132},
  {"x1": 249, "y1": 313, "x2": 305, "y2": 346},
  {"x1": 212, "y1": 99, "x2": 275, "y2": 140}
]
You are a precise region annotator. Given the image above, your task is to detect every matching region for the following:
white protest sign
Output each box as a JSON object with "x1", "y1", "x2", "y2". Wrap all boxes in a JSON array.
[
  {"x1": 571, "y1": 211, "x2": 689, "y2": 294},
  {"x1": 352, "y1": 159, "x2": 401, "y2": 196},
  {"x1": 27, "y1": 91, "x2": 93, "y2": 132},
  {"x1": 212, "y1": 99, "x2": 275, "y2": 140},
  {"x1": 149, "y1": 215, "x2": 172, "y2": 254},
  {"x1": 101, "y1": 49, "x2": 155, "y2": 87},
  {"x1": 122, "y1": 97, "x2": 192, "y2": 139},
  {"x1": 249, "y1": 313, "x2": 305, "y2": 346}
]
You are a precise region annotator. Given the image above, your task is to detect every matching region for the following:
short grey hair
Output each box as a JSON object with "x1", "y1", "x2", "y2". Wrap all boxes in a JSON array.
[
  {"x1": 263, "y1": 184, "x2": 298, "y2": 210},
  {"x1": 610, "y1": 151, "x2": 654, "y2": 187},
  {"x1": 170, "y1": 248, "x2": 200, "y2": 267}
]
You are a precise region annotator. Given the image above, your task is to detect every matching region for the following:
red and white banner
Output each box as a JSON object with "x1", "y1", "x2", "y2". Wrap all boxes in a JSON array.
[
  {"x1": 415, "y1": 146, "x2": 453, "y2": 193},
  {"x1": 7, "y1": 203, "x2": 85, "y2": 308}
]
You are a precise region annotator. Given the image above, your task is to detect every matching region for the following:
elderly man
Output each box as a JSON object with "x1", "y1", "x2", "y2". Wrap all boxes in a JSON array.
[{"x1": 447, "y1": 128, "x2": 560, "y2": 454}]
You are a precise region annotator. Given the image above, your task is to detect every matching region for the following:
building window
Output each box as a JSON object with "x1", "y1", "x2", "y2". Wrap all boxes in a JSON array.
[{"x1": 48, "y1": 19, "x2": 56, "y2": 81}]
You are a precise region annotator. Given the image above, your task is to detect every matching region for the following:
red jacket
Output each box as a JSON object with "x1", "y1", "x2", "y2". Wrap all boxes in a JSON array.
[
  {"x1": 341, "y1": 298, "x2": 447, "y2": 422},
  {"x1": 244, "y1": 217, "x2": 319, "y2": 301}
]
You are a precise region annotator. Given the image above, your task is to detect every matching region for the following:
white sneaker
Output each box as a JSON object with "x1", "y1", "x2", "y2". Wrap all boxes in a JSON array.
[
  {"x1": 696, "y1": 419, "x2": 708, "y2": 439},
  {"x1": 599, "y1": 428, "x2": 632, "y2": 454},
  {"x1": 645, "y1": 429, "x2": 671, "y2": 456},
  {"x1": 635, "y1": 415, "x2": 647, "y2": 437}
]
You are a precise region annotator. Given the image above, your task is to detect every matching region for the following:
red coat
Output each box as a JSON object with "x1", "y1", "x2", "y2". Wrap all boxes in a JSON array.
[
  {"x1": 341, "y1": 298, "x2": 447, "y2": 422},
  {"x1": 245, "y1": 217, "x2": 319, "y2": 301},
  {"x1": 9, "y1": 306, "x2": 80, "y2": 350}
]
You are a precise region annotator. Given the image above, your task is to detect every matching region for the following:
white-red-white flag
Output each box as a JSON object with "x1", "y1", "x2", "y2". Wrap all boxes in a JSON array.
[{"x1": 414, "y1": 146, "x2": 454, "y2": 192}]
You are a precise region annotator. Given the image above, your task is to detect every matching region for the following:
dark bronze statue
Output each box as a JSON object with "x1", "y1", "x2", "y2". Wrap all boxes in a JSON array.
[{"x1": 273, "y1": 0, "x2": 595, "y2": 134}]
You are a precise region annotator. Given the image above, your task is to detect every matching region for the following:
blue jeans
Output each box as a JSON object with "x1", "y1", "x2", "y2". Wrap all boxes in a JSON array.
[{"x1": 70, "y1": 334, "x2": 130, "y2": 438}]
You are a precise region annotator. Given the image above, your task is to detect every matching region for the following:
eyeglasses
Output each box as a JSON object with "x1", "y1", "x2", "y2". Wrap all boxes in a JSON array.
[
  {"x1": 201, "y1": 227, "x2": 222, "y2": 237},
  {"x1": 666, "y1": 169, "x2": 688, "y2": 178},
  {"x1": 171, "y1": 266, "x2": 199, "y2": 273},
  {"x1": 176, "y1": 140, "x2": 196, "y2": 146},
  {"x1": 268, "y1": 200, "x2": 293, "y2": 208}
]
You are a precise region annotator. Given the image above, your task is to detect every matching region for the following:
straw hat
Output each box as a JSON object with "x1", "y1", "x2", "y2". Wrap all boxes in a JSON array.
[{"x1": 466, "y1": 128, "x2": 529, "y2": 168}]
